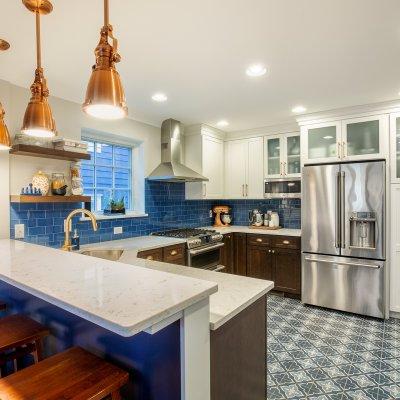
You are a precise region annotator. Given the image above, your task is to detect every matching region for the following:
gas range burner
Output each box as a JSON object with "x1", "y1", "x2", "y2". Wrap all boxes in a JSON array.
[
  {"x1": 152, "y1": 228, "x2": 223, "y2": 249},
  {"x1": 153, "y1": 228, "x2": 215, "y2": 239}
]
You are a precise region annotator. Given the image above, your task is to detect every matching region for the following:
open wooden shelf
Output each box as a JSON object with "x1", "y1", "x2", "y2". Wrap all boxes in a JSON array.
[
  {"x1": 10, "y1": 144, "x2": 91, "y2": 161},
  {"x1": 10, "y1": 195, "x2": 91, "y2": 204}
]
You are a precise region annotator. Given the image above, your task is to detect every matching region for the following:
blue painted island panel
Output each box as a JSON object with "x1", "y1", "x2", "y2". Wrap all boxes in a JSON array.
[{"x1": 0, "y1": 281, "x2": 181, "y2": 400}]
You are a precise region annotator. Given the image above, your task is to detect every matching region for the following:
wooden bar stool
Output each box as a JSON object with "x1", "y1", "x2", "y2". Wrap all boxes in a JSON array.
[
  {"x1": 0, "y1": 315, "x2": 49, "y2": 376},
  {"x1": 0, "y1": 347, "x2": 129, "y2": 400}
]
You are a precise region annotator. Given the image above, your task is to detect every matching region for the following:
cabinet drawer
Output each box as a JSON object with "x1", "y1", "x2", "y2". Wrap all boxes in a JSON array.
[
  {"x1": 247, "y1": 234, "x2": 271, "y2": 247},
  {"x1": 137, "y1": 248, "x2": 163, "y2": 261},
  {"x1": 163, "y1": 244, "x2": 186, "y2": 265},
  {"x1": 272, "y1": 236, "x2": 301, "y2": 250}
]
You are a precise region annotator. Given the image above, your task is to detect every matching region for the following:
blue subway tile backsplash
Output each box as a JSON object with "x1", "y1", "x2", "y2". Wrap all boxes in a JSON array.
[{"x1": 10, "y1": 180, "x2": 301, "y2": 247}]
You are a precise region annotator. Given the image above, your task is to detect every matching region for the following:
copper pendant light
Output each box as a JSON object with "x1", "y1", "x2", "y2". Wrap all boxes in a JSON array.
[
  {"x1": 21, "y1": 0, "x2": 56, "y2": 138},
  {"x1": 0, "y1": 39, "x2": 11, "y2": 150},
  {"x1": 82, "y1": 0, "x2": 128, "y2": 120}
]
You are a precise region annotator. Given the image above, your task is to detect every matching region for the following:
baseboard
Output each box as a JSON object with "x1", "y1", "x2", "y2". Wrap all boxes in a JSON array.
[{"x1": 389, "y1": 310, "x2": 400, "y2": 319}]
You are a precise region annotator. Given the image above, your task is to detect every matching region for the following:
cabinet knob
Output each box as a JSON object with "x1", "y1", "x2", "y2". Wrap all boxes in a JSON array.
[
  {"x1": 283, "y1": 240, "x2": 290, "y2": 245},
  {"x1": 272, "y1": 250, "x2": 275, "y2": 254},
  {"x1": 256, "y1": 238, "x2": 263, "y2": 242},
  {"x1": 170, "y1": 250, "x2": 178, "y2": 256},
  {"x1": 146, "y1": 255, "x2": 154, "y2": 260},
  {"x1": 268, "y1": 249, "x2": 271, "y2": 253}
]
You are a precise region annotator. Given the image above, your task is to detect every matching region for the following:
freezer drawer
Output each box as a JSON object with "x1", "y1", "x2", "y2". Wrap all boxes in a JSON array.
[{"x1": 302, "y1": 254, "x2": 385, "y2": 318}]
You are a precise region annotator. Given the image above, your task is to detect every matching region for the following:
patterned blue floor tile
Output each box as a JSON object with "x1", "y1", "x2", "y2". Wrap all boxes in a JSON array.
[{"x1": 267, "y1": 295, "x2": 400, "y2": 400}]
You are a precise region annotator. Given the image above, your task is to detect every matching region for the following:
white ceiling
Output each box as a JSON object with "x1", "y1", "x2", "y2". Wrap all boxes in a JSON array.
[{"x1": 1, "y1": 0, "x2": 400, "y2": 131}]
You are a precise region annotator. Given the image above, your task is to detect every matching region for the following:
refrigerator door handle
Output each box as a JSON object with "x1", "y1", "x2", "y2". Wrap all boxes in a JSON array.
[
  {"x1": 340, "y1": 171, "x2": 346, "y2": 249},
  {"x1": 335, "y1": 172, "x2": 341, "y2": 248},
  {"x1": 304, "y1": 257, "x2": 381, "y2": 269}
]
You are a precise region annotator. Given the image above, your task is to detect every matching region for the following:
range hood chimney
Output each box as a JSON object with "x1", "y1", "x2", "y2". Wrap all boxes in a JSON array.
[{"x1": 147, "y1": 119, "x2": 208, "y2": 182}]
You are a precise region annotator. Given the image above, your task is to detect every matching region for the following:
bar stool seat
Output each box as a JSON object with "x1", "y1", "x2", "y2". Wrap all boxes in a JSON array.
[
  {"x1": 0, "y1": 315, "x2": 49, "y2": 375},
  {"x1": 0, "y1": 347, "x2": 129, "y2": 400}
]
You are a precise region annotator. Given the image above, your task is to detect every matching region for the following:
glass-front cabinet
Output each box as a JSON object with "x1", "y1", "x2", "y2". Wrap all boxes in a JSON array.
[
  {"x1": 341, "y1": 115, "x2": 388, "y2": 161},
  {"x1": 301, "y1": 115, "x2": 388, "y2": 164},
  {"x1": 390, "y1": 112, "x2": 400, "y2": 183},
  {"x1": 301, "y1": 121, "x2": 341, "y2": 164},
  {"x1": 265, "y1": 133, "x2": 301, "y2": 178}
]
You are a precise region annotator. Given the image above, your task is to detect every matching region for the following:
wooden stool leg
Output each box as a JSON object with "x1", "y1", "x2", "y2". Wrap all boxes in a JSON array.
[
  {"x1": 32, "y1": 339, "x2": 43, "y2": 364},
  {"x1": 110, "y1": 390, "x2": 122, "y2": 400}
]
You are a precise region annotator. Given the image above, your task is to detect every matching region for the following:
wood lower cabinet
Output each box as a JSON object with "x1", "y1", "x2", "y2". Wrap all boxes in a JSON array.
[
  {"x1": 246, "y1": 245, "x2": 274, "y2": 280},
  {"x1": 233, "y1": 233, "x2": 247, "y2": 276},
  {"x1": 244, "y1": 233, "x2": 301, "y2": 296},
  {"x1": 137, "y1": 244, "x2": 186, "y2": 265},
  {"x1": 220, "y1": 234, "x2": 234, "y2": 274},
  {"x1": 273, "y1": 248, "x2": 301, "y2": 294}
]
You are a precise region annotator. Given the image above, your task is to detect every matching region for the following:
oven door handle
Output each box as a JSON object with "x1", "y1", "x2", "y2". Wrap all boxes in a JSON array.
[
  {"x1": 188, "y1": 242, "x2": 224, "y2": 256},
  {"x1": 212, "y1": 265, "x2": 226, "y2": 272}
]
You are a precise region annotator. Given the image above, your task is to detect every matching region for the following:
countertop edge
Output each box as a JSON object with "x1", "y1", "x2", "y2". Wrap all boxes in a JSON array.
[{"x1": 209, "y1": 281, "x2": 274, "y2": 330}]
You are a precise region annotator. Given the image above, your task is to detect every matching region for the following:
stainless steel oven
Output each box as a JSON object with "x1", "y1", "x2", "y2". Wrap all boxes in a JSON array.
[
  {"x1": 264, "y1": 177, "x2": 301, "y2": 199},
  {"x1": 187, "y1": 242, "x2": 225, "y2": 272}
]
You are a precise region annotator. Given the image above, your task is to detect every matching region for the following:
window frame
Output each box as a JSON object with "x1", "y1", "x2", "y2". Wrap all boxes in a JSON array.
[{"x1": 82, "y1": 137, "x2": 133, "y2": 212}]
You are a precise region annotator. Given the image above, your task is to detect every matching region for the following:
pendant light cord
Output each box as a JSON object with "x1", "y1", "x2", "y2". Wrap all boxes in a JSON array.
[
  {"x1": 36, "y1": 10, "x2": 41, "y2": 69},
  {"x1": 104, "y1": 0, "x2": 109, "y2": 28}
]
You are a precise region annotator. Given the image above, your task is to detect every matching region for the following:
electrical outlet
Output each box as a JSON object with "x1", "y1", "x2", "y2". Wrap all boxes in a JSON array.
[
  {"x1": 114, "y1": 226, "x2": 123, "y2": 235},
  {"x1": 209, "y1": 209, "x2": 213, "y2": 218},
  {"x1": 15, "y1": 224, "x2": 25, "y2": 239}
]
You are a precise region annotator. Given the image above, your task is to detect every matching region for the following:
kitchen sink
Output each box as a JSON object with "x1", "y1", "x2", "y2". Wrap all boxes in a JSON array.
[{"x1": 80, "y1": 249, "x2": 124, "y2": 261}]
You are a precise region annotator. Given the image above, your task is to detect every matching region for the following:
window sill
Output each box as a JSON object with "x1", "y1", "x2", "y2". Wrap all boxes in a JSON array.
[{"x1": 80, "y1": 211, "x2": 148, "y2": 221}]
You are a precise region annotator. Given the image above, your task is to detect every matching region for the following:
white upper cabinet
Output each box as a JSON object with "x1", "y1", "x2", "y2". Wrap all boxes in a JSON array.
[
  {"x1": 265, "y1": 133, "x2": 301, "y2": 178},
  {"x1": 301, "y1": 121, "x2": 342, "y2": 164},
  {"x1": 301, "y1": 115, "x2": 388, "y2": 165},
  {"x1": 184, "y1": 127, "x2": 224, "y2": 200},
  {"x1": 390, "y1": 112, "x2": 400, "y2": 183},
  {"x1": 341, "y1": 115, "x2": 388, "y2": 161},
  {"x1": 225, "y1": 137, "x2": 264, "y2": 199}
]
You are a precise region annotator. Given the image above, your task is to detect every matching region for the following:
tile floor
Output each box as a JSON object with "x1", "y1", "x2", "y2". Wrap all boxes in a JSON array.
[{"x1": 267, "y1": 295, "x2": 400, "y2": 400}]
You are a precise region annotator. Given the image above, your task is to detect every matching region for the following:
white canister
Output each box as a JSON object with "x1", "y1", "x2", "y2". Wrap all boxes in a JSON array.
[{"x1": 270, "y1": 212, "x2": 280, "y2": 228}]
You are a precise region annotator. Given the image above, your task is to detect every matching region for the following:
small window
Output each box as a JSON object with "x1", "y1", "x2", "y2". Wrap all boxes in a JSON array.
[{"x1": 81, "y1": 138, "x2": 132, "y2": 212}]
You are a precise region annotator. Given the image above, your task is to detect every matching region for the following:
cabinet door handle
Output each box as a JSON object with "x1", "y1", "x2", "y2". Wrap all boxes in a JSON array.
[
  {"x1": 242, "y1": 184, "x2": 245, "y2": 197},
  {"x1": 246, "y1": 184, "x2": 248, "y2": 197},
  {"x1": 283, "y1": 162, "x2": 287, "y2": 176},
  {"x1": 280, "y1": 162, "x2": 283, "y2": 176},
  {"x1": 283, "y1": 240, "x2": 290, "y2": 245},
  {"x1": 256, "y1": 238, "x2": 263, "y2": 242},
  {"x1": 203, "y1": 183, "x2": 207, "y2": 197},
  {"x1": 337, "y1": 142, "x2": 341, "y2": 158},
  {"x1": 170, "y1": 250, "x2": 178, "y2": 256},
  {"x1": 146, "y1": 255, "x2": 154, "y2": 260},
  {"x1": 342, "y1": 141, "x2": 346, "y2": 158}
]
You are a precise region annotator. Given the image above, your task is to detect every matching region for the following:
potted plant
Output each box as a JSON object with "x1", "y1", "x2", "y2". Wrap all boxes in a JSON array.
[{"x1": 104, "y1": 197, "x2": 126, "y2": 215}]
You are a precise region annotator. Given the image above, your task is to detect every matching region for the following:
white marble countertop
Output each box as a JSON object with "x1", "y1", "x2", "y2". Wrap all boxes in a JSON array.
[
  {"x1": 0, "y1": 239, "x2": 217, "y2": 337},
  {"x1": 80, "y1": 234, "x2": 274, "y2": 330},
  {"x1": 204, "y1": 226, "x2": 301, "y2": 237}
]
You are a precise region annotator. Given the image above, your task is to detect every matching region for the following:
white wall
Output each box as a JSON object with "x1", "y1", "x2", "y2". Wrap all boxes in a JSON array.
[{"x1": 0, "y1": 79, "x2": 161, "y2": 238}]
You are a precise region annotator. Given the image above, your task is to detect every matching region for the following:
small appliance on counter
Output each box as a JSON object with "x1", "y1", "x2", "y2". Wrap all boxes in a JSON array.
[
  {"x1": 249, "y1": 209, "x2": 282, "y2": 230},
  {"x1": 249, "y1": 209, "x2": 263, "y2": 227},
  {"x1": 212, "y1": 205, "x2": 231, "y2": 227}
]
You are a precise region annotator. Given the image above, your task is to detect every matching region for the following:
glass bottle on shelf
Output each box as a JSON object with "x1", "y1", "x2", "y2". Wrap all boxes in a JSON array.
[{"x1": 51, "y1": 173, "x2": 67, "y2": 196}]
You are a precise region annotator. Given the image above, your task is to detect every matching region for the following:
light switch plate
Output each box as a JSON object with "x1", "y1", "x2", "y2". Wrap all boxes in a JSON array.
[
  {"x1": 15, "y1": 224, "x2": 25, "y2": 239},
  {"x1": 114, "y1": 226, "x2": 123, "y2": 235}
]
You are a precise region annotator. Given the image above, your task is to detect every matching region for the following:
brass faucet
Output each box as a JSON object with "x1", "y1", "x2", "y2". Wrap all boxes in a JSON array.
[{"x1": 61, "y1": 208, "x2": 98, "y2": 251}]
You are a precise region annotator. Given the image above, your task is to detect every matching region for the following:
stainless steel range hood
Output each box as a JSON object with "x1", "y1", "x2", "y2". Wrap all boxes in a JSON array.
[{"x1": 147, "y1": 119, "x2": 208, "y2": 182}]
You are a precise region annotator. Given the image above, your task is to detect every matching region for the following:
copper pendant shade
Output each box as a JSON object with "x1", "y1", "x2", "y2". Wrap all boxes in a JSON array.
[
  {"x1": 82, "y1": 0, "x2": 128, "y2": 120},
  {"x1": 21, "y1": 0, "x2": 56, "y2": 138},
  {"x1": 0, "y1": 40, "x2": 11, "y2": 150}
]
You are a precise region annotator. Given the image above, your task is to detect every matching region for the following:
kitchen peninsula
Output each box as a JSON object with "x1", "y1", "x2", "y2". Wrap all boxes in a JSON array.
[{"x1": 0, "y1": 238, "x2": 273, "y2": 400}]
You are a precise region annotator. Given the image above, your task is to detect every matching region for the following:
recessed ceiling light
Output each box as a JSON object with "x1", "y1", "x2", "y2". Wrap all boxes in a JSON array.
[
  {"x1": 217, "y1": 120, "x2": 229, "y2": 128},
  {"x1": 246, "y1": 64, "x2": 267, "y2": 77},
  {"x1": 152, "y1": 93, "x2": 168, "y2": 102},
  {"x1": 292, "y1": 105, "x2": 307, "y2": 114}
]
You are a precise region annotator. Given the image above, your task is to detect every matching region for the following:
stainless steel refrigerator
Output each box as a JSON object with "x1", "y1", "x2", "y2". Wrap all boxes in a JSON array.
[{"x1": 302, "y1": 161, "x2": 386, "y2": 318}]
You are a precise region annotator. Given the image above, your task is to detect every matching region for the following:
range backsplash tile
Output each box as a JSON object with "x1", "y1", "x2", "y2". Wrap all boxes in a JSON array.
[{"x1": 10, "y1": 181, "x2": 301, "y2": 247}]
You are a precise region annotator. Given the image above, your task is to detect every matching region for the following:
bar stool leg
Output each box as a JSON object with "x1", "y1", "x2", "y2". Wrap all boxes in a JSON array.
[
  {"x1": 32, "y1": 339, "x2": 43, "y2": 364},
  {"x1": 111, "y1": 391, "x2": 122, "y2": 400}
]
